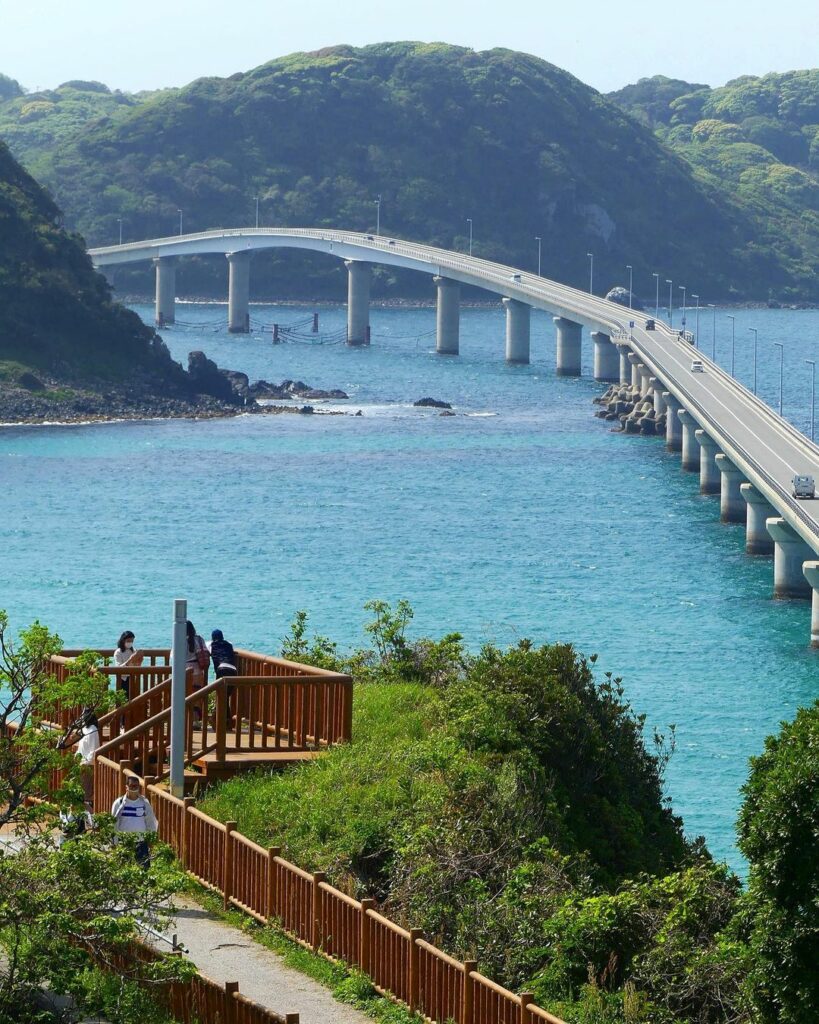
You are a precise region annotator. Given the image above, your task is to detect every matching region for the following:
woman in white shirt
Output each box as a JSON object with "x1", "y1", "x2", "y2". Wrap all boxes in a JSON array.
[{"x1": 112, "y1": 630, "x2": 139, "y2": 702}]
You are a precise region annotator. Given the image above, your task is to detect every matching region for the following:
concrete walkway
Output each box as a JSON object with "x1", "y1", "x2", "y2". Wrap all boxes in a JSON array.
[{"x1": 167, "y1": 896, "x2": 370, "y2": 1024}]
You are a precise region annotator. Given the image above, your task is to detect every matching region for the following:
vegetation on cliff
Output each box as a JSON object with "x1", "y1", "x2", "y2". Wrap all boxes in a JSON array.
[
  {"x1": 1, "y1": 43, "x2": 806, "y2": 300},
  {"x1": 201, "y1": 603, "x2": 818, "y2": 1024},
  {"x1": 609, "y1": 71, "x2": 819, "y2": 300}
]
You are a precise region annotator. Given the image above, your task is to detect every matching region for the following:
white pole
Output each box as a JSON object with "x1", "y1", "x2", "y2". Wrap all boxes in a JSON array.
[{"x1": 170, "y1": 598, "x2": 188, "y2": 798}]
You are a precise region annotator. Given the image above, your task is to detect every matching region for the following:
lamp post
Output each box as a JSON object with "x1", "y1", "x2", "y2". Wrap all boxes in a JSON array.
[
  {"x1": 805, "y1": 359, "x2": 816, "y2": 441},
  {"x1": 726, "y1": 315, "x2": 736, "y2": 377},
  {"x1": 678, "y1": 285, "x2": 687, "y2": 335},
  {"x1": 773, "y1": 342, "x2": 784, "y2": 416},
  {"x1": 466, "y1": 218, "x2": 473, "y2": 257},
  {"x1": 691, "y1": 294, "x2": 699, "y2": 348},
  {"x1": 652, "y1": 272, "x2": 659, "y2": 318},
  {"x1": 375, "y1": 194, "x2": 382, "y2": 236},
  {"x1": 587, "y1": 252, "x2": 594, "y2": 295},
  {"x1": 253, "y1": 195, "x2": 259, "y2": 228},
  {"x1": 535, "y1": 236, "x2": 542, "y2": 277},
  {"x1": 666, "y1": 279, "x2": 673, "y2": 326},
  {"x1": 177, "y1": 208, "x2": 183, "y2": 236},
  {"x1": 749, "y1": 328, "x2": 758, "y2": 395},
  {"x1": 707, "y1": 304, "x2": 716, "y2": 360},
  {"x1": 626, "y1": 264, "x2": 633, "y2": 309},
  {"x1": 117, "y1": 218, "x2": 123, "y2": 245}
]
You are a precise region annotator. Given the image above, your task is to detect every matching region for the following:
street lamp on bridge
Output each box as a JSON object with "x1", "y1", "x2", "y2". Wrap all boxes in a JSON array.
[
  {"x1": 177, "y1": 209, "x2": 183, "y2": 236},
  {"x1": 773, "y1": 342, "x2": 784, "y2": 416},
  {"x1": 806, "y1": 359, "x2": 816, "y2": 441},
  {"x1": 535, "y1": 236, "x2": 542, "y2": 277},
  {"x1": 665, "y1": 279, "x2": 673, "y2": 327},
  {"x1": 253, "y1": 196, "x2": 260, "y2": 229},
  {"x1": 749, "y1": 327, "x2": 759, "y2": 395},
  {"x1": 726, "y1": 315, "x2": 736, "y2": 378},
  {"x1": 117, "y1": 218, "x2": 123, "y2": 245},
  {"x1": 466, "y1": 218, "x2": 473, "y2": 257},
  {"x1": 707, "y1": 304, "x2": 716, "y2": 360},
  {"x1": 678, "y1": 285, "x2": 687, "y2": 336},
  {"x1": 375, "y1": 194, "x2": 382, "y2": 237},
  {"x1": 652, "y1": 272, "x2": 659, "y2": 318},
  {"x1": 587, "y1": 252, "x2": 594, "y2": 295},
  {"x1": 626, "y1": 264, "x2": 633, "y2": 309},
  {"x1": 691, "y1": 294, "x2": 699, "y2": 347}
]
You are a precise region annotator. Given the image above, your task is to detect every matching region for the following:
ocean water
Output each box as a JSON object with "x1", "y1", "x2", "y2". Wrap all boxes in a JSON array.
[{"x1": 2, "y1": 300, "x2": 818, "y2": 871}]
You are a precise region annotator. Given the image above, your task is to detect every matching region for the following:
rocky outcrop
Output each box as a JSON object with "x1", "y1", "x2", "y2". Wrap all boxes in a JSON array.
[
  {"x1": 414, "y1": 397, "x2": 452, "y2": 409},
  {"x1": 187, "y1": 351, "x2": 243, "y2": 405},
  {"x1": 247, "y1": 379, "x2": 349, "y2": 400},
  {"x1": 605, "y1": 286, "x2": 644, "y2": 311}
]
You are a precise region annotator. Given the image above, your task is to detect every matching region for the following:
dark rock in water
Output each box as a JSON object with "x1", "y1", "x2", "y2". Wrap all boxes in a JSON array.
[
  {"x1": 18, "y1": 371, "x2": 45, "y2": 391},
  {"x1": 188, "y1": 351, "x2": 242, "y2": 404},
  {"x1": 301, "y1": 387, "x2": 349, "y2": 400},
  {"x1": 220, "y1": 369, "x2": 250, "y2": 398},
  {"x1": 439, "y1": 409, "x2": 456, "y2": 416},
  {"x1": 355, "y1": 409, "x2": 363, "y2": 416},
  {"x1": 248, "y1": 379, "x2": 289, "y2": 399},
  {"x1": 767, "y1": 298, "x2": 781, "y2": 309},
  {"x1": 605, "y1": 286, "x2": 644, "y2": 311},
  {"x1": 298, "y1": 405, "x2": 314, "y2": 414},
  {"x1": 414, "y1": 397, "x2": 452, "y2": 409}
]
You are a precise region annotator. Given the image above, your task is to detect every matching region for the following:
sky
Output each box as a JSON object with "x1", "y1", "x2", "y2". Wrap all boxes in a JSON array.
[{"x1": 0, "y1": 0, "x2": 816, "y2": 96}]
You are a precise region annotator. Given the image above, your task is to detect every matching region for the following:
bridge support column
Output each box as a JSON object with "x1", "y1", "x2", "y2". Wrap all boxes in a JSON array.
[
  {"x1": 153, "y1": 256, "x2": 176, "y2": 326},
  {"x1": 503, "y1": 298, "x2": 530, "y2": 364},
  {"x1": 766, "y1": 518, "x2": 813, "y2": 599},
  {"x1": 226, "y1": 251, "x2": 251, "y2": 333},
  {"x1": 695, "y1": 430, "x2": 721, "y2": 494},
  {"x1": 592, "y1": 332, "x2": 618, "y2": 382},
  {"x1": 678, "y1": 410, "x2": 699, "y2": 471},
  {"x1": 618, "y1": 346, "x2": 632, "y2": 385},
  {"x1": 345, "y1": 260, "x2": 371, "y2": 345},
  {"x1": 628, "y1": 353, "x2": 641, "y2": 389},
  {"x1": 434, "y1": 276, "x2": 459, "y2": 355},
  {"x1": 554, "y1": 317, "x2": 581, "y2": 376},
  {"x1": 651, "y1": 380, "x2": 666, "y2": 416},
  {"x1": 715, "y1": 454, "x2": 746, "y2": 523},
  {"x1": 741, "y1": 483, "x2": 775, "y2": 555},
  {"x1": 801, "y1": 562, "x2": 819, "y2": 645},
  {"x1": 663, "y1": 393, "x2": 682, "y2": 451}
]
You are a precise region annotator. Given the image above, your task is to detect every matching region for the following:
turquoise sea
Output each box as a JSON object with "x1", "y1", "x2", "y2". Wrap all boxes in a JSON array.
[{"x1": 2, "y1": 300, "x2": 818, "y2": 870}]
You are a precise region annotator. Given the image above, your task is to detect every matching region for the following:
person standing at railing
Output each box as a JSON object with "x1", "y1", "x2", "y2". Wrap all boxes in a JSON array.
[
  {"x1": 112, "y1": 775, "x2": 158, "y2": 868},
  {"x1": 113, "y1": 630, "x2": 142, "y2": 702},
  {"x1": 185, "y1": 620, "x2": 209, "y2": 728},
  {"x1": 208, "y1": 629, "x2": 238, "y2": 724}
]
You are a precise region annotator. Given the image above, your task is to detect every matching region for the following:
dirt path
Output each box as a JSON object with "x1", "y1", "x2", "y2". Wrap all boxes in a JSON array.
[{"x1": 168, "y1": 896, "x2": 370, "y2": 1024}]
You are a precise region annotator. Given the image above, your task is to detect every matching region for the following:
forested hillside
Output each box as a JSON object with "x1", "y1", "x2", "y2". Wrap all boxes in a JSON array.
[
  {"x1": 609, "y1": 70, "x2": 819, "y2": 300},
  {"x1": 1, "y1": 43, "x2": 807, "y2": 301}
]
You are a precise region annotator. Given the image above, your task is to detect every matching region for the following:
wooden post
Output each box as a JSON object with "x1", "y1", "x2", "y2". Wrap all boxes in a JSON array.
[
  {"x1": 181, "y1": 797, "x2": 194, "y2": 863},
  {"x1": 342, "y1": 680, "x2": 353, "y2": 741},
  {"x1": 409, "y1": 927, "x2": 422, "y2": 1012},
  {"x1": 225, "y1": 980, "x2": 239, "y2": 1024},
  {"x1": 359, "y1": 898, "x2": 375, "y2": 972},
  {"x1": 312, "y1": 871, "x2": 326, "y2": 951},
  {"x1": 463, "y1": 960, "x2": 477, "y2": 1024},
  {"x1": 223, "y1": 822, "x2": 237, "y2": 911},
  {"x1": 284, "y1": 1015, "x2": 299, "y2": 1024},
  {"x1": 216, "y1": 685, "x2": 227, "y2": 762},
  {"x1": 520, "y1": 991, "x2": 535, "y2": 1024},
  {"x1": 266, "y1": 846, "x2": 281, "y2": 922}
]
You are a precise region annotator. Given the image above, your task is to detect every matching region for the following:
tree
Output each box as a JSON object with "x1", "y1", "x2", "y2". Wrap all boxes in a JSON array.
[
  {"x1": 737, "y1": 701, "x2": 819, "y2": 1024},
  {"x1": 0, "y1": 610, "x2": 119, "y2": 828}
]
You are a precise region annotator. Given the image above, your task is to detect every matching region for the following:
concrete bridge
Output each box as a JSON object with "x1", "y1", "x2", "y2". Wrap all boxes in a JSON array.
[{"x1": 90, "y1": 228, "x2": 819, "y2": 646}]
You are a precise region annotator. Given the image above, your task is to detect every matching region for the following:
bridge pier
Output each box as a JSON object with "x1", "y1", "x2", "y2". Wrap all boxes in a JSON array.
[
  {"x1": 628, "y1": 353, "x2": 641, "y2": 389},
  {"x1": 153, "y1": 256, "x2": 176, "y2": 326},
  {"x1": 345, "y1": 260, "x2": 371, "y2": 345},
  {"x1": 740, "y1": 483, "x2": 775, "y2": 555},
  {"x1": 639, "y1": 365, "x2": 653, "y2": 398},
  {"x1": 715, "y1": 454, "x2": 746, "y2": 522},
  {"x1": 801, "y1": 562, "x2": 819, "y2": 645},
  {"x1": 678, "y1": 409, "x2": 699, "y2": 471},
  {"x1": 651, "y1": 380, "x2": 666, "y2": 416},
  {"x1": 695, "y1": 430, "x2": 721, "y2": 494},
  {"x1": 618, "y1": 346, "x2": 632, "y2": 385},
  {"x1": 503, "y1": 298, "x2": 530, "y2": 363},
  {"x1": 592, "y1": 332, "x2": 618, "y2": 382},
  {"x1": 663, "y1": 393, "x2": 682, "y2": 451},
  {"x1": 766, "y1": 518, "x2": 813, "y2": 599},
  {"x1": 434, "y1": 276, "x2": 459, "y2": 355},
  {"x1": 226, "y1": 251, "x2": 251, "y2": 333},
  {"x1": 554, "y1": 317, "x2": 581, "y2": 376}
]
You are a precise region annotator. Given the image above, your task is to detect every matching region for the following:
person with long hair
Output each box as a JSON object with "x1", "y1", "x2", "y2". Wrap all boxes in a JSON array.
[
  {"x1": 112, "y1": 630, "x2": 139, "y2": 701},
  {"x1": 185, "y1": 620, "x2": 209, "y2": 726}
]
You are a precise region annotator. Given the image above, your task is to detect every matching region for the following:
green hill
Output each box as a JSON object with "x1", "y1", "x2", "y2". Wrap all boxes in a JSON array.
[
  {"x1": 608, "y1": 71, "x2": 819, "y2": 300},
  {"x1": 0, "y1": 43, "x2": 805, "y2": 301}
]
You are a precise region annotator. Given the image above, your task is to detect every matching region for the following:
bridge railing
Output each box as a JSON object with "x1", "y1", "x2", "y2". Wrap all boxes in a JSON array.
[{"x1": 92, "y1": 758, "x2": 568, "y2": 1024}]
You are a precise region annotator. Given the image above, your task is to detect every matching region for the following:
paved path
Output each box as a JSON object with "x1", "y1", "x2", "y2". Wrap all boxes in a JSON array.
[{"x1": 168, "y1": 896, "x2": 370, "y2": 1024}]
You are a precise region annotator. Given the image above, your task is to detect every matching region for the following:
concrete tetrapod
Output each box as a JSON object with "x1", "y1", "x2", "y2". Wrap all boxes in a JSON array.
[
  {"x1": 766, "y1": 517, "x2": 813, "y2": 599},
  {"x1": 695, "y1": 429, "x2": 721, "y2": 495},
  {"x1": 740, "y1": 483, "x2": 775, "y2": 555}
]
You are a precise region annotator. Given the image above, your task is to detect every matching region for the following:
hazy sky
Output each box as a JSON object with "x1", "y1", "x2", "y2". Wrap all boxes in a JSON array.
[{"x1": 1, "y1": 0, "x2": 816, "y2": 95}]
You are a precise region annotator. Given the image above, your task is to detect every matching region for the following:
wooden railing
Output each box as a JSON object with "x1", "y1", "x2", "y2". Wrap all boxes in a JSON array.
[{"x1": 93, "y1": 758, "x2": 567, "y2": 1024}]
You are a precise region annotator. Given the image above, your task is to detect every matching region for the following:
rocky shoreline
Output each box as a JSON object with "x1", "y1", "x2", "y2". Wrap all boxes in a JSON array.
[{"x1": 593, "y1": 382, "x2": 667, "y2": 436}]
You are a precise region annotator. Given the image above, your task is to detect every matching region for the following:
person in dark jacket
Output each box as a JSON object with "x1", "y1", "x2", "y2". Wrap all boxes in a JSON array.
[{"x1": 209, "y1": 629, "x2": 238, "y2": 724}]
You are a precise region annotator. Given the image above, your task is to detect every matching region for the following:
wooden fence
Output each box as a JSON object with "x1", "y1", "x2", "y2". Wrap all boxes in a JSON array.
[{"x1": 94, "y1": 757, "x2": 567, "y2": 1024}]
